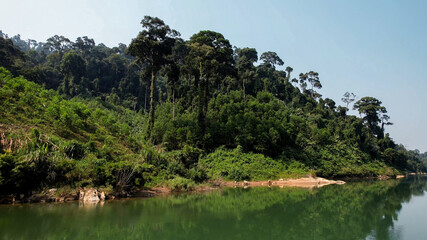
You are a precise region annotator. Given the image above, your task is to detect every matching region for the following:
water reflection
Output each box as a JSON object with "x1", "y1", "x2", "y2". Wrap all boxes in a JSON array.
[
  {"x1": 0, "y1": 176, "x2": 426, "y2": 240},
  {"x1": 78, "y1": 200, "x2": 105, "y2": 208}
]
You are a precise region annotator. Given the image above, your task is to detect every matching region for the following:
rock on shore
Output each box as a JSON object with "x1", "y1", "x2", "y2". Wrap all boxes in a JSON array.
[{"x1": 79, "y1": 188, "x2": 106, "y2": 203}]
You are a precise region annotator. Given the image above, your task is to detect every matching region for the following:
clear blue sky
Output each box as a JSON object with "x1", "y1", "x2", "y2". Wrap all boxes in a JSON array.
[{"x1": 1, "y1": 0, "x2": 426, "y2": 152}]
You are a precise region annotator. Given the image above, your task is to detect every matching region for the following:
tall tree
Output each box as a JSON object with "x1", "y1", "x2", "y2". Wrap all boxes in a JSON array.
[
  {"x1": 258, "y1": 51, "x2": 284, "y2": 92},
  {"x1": 299, "y1": 71, "x2": 322, "y2": 99},
  {"x1": 73, "y1": 36, "x2": 95, "y2": 56},
  {"x1": 342, "y1": 92, "x2": 356, "y2": 112},
  {"x1": 236, "y1": 47, "x2": 258, "y2": 99},
  {"x1": 353, "y1": 96, "x2": 390, "y2": 138},
  {"x1": 324, "y1": 98, "x2": 336, "y2": 110},
  {"x1": 298, "y1": 73, "x2": 308, "y2": 93},
  {"x1": 259, "y1": 51, "x2": 284, "y2": 69},
  {"x1": 285, "y1": 66, "x2": 293, "y2": 84},
  {"x1": 60, "y1": 51, "x2": 86, "y2": 78},
  {"x1": 187, "y1": 30, "x2": 234, "y2": 136},
  {"x1": 0, "y1": 37, "x2": 25, "y2": 72},
  {"x1": 380, "y1": 114, "x2": 393, "y2": 135},
  {"x1": 165, "y1": 38, "x2": 187, "y2": 119},
  {"x1": 44, "y1": 35, "x2": 72, "y2": 54},
  {"x1": 127, "y1": 16, "x2": 180, "y2": 140},
  {"x1": 60, "y1": 50, "x2": 86, "y2": 96},
  {"x1": 166, "y1": 63, "x2": 180, "y2": 119}
]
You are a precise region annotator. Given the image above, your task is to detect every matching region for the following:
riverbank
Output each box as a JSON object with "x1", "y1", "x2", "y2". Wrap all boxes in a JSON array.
[
  {"x1": 135, "y1": 177, "x2": 346, "y2": 197},
  {"x1": 2, "y1": 177, "x2": 426, "y2": 240},
  {"x1": 0, "y1": 176, "x2": 343, "y2": 204},
  {"x1": 4, "y1": 174, "x2": 423, "y2": 204},
  {"x1": 222, "y1": 177, "x2": 346, "y2": 188}
]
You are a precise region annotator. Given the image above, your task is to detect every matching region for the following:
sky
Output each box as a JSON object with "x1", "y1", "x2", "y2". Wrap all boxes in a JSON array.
[{"x1": 1, "y1": 0, "x2": 426, "y2": 152}]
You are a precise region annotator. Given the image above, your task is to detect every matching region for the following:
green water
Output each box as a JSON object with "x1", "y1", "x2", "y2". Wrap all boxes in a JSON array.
[{"x1": 1, "y1": 177, "x2": 427, "y2": 240}]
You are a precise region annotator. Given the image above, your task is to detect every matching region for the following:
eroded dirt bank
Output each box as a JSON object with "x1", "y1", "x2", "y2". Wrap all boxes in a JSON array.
[{"x1": 135, "y1": 177, "x2": 346, "y2": 197}]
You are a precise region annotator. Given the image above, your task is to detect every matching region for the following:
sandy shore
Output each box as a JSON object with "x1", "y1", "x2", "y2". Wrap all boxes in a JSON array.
[
  {"x1": 220, "y1": 177, "x2": 346, "y2": 188},
  {"x1": 135, "y1": 177, "x2": 346, "y2": 197}
]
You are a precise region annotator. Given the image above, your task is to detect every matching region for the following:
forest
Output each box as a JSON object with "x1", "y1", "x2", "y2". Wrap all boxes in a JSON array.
[{"x1": 0, "y1": 16, "x2": 426, "y2": 195}]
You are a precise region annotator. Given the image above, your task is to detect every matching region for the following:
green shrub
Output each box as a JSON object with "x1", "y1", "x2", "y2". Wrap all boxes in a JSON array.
[
  {"x1": 62, "y1": 140, "x2": 86, "y2": 160},
  {"x1": 187, "y1": 166, "x2": 207, "y2": 183},
  {"x1": 200, "y1": 146, "x2": 282, "y2": 181},
  {"x1": 167, "y1": 176, "x2": 195, "y2": 191}
]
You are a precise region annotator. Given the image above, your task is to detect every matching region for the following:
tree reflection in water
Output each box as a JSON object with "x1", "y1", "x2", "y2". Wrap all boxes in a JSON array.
[{"x1": 0, "y1": 176, "x2": 426, "y2": 240}]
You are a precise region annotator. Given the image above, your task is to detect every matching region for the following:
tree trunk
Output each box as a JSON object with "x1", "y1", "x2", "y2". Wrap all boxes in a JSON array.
[
  {"x1": 197, "y1": 81, "x2": 206, "y2": 136},
  {"x1": 204, "y1": 77, "x2": 208, "y2": 117},
  {"x1": 144, "y1": 85, "x2": 148, "y2": 111},
  {"x1": 242, "y1": 77, "x2": 246, "y2": 102},
  {"x1": 147, "y1": 70, "x2": 156, "y2": 140},
  {"x1": 197, "y1": 63, "x2": 206, "y2": 137},
  {"x1": 264, "y1": 79, "x2": 267, "y2": 92},
  {"x1": 172, "y1": 88, "x2": 175, "y2": 120},
  {"x1": 311, "y1": 85, "x2": 314, "y2": 98},
  {"x1": 345, "y1": 103, "x2": 349, "y2": 119}
]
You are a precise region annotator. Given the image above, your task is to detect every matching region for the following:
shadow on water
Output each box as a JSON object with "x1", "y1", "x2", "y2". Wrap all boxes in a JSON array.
[{"x1": 1, "y1": 176, "x2": 427, "y2": 240}]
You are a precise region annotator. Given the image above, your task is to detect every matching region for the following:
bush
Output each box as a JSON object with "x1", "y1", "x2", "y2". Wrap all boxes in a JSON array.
[
  {"x1": 200, "y1": 146, "x2": 282, "y2": 181},
  {"x1": 167, "y1": 176, "x2": 195, "y2": 191},
  {"x1": 187, "y1": 166, "x2": 207, "y2": 183},
  {"x1": 62, "y1": 140, "x2": 86, "y2": 159}
]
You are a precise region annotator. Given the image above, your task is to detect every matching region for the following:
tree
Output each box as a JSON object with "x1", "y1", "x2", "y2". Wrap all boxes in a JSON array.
[
  {"x1": 380, "y1": 114, "x2": 393, "y2": 134},
  {"x1": 73, "y1": 36, "x2": 95, "y2": 56},
  {"x1": 257, "y1": 52, "x2": 284, "y2": 93},
  {"x1": 307, "y1": 71, "x2": 322, "y2": 99},
  {"x1": 164, "y1": 37, "x2": 188, "y2": 119},
  {"x1": 298, "y1": 73, "x2": 308, "y2": 93},
  {"x1": 127, "y1": 16, "x2": 180, "y2": 140},
  {"x1": 260, "y1": 51, "x2": 284, "y2": 69},
  {"x1": 60, "y1": 51, "x2": 86, "y2": 78},
  {"x1": 324, "y1": 98, "x2": 336, "y2": 110},
  {"x1": 0, "y1": 30, "x2": 7, "y2": 38},
  {"x1": 285, "y1": 66, "x2": 293, "y2": 84},
  {"x1": 112, "y1": 43, "x2": 127, "y2": 56},
  {"x1": 44, "y1": 35, "x2": 72, "y2": 54},
  {"x1": 236, "y1": 47, "x2": 258, "y2": 99},
  {"x1": 353, "y1": 97, "x2": 391, "y2": 138},
  {"x1": 341, "y1": 92, "x2": 356, "y2": 112},
  {"x1": 107, "y1": 53, "x2": 128, "y2": 81},
  {"x1": 165, "y1": 63, "x2": 180, "y2": 119},
  {"x1": 60, "y1": 50, "x2": 86, "y2": 96},
  {"x1": 10, "y1": 34, "x2": 30, "y2": 51},
  {"x1": 187, "y1": 30, "x2": 234, "y2": 136},
  {"x1": 0, "y1": 37, "x2": 25, "y2": 72},
  {"x1": 291, "y1": 77, "x2": 298, "y2": 87},
  {"x1": 298, "y1": 71, "x2": 322, "y2": 99}
]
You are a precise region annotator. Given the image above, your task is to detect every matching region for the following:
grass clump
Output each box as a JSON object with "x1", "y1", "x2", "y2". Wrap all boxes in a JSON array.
[{"x1": 167, "y1": 176, "x2": 195, "y2": 192}]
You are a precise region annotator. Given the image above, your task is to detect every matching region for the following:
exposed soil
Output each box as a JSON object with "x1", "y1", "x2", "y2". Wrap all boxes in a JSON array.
[
  {"x1": 220, "y1": 177, "x2": 346, "y2": 188},
  {"x1": 6, "y1": 175, "x2": 419, "y2": 204},
  {"x1": 136, "y1": 177, "x2": 346, "y2": 197}
]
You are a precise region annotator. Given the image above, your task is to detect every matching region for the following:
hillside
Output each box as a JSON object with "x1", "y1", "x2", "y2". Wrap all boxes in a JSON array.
[{"x1": 1, "y1": 17, "x2": 426, "y2": 196}]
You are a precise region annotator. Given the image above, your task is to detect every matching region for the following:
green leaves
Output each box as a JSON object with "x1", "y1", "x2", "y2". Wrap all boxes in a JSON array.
[
  {"x1": 260, "y1": 51, "x2": 284, "y2": 69},
  {"x1": 200, "y1": 147, "x2": 280, "y2": 181},
  {"x1": 353, "y1": 96, "x2": 390, "y2": 138},
  {"x1": 60, "y1": 50, "x2": 86, "y2": 78},
  {"x1": 128, "y1": 16, "x2": 179, "y2": 68},
  {"x1": 206, "y1": 91, "x2": 293, "y2": 156},
  {"x1": 127, "y1": 16, "x2": 180, "y2": 139},
  {"x1": 1, "y1": 18, "x2": 426, "y2": 195}
]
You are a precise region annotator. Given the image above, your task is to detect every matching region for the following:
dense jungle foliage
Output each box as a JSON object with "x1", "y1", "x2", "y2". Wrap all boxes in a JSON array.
[{"x1": 0, "y1": 17, "x2": 426, "y2": 195}]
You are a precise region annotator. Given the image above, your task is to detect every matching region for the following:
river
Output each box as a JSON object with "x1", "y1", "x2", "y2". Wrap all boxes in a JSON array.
[{"x1": 1, "y1": 176, "x2": 427, "y2": 240}]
